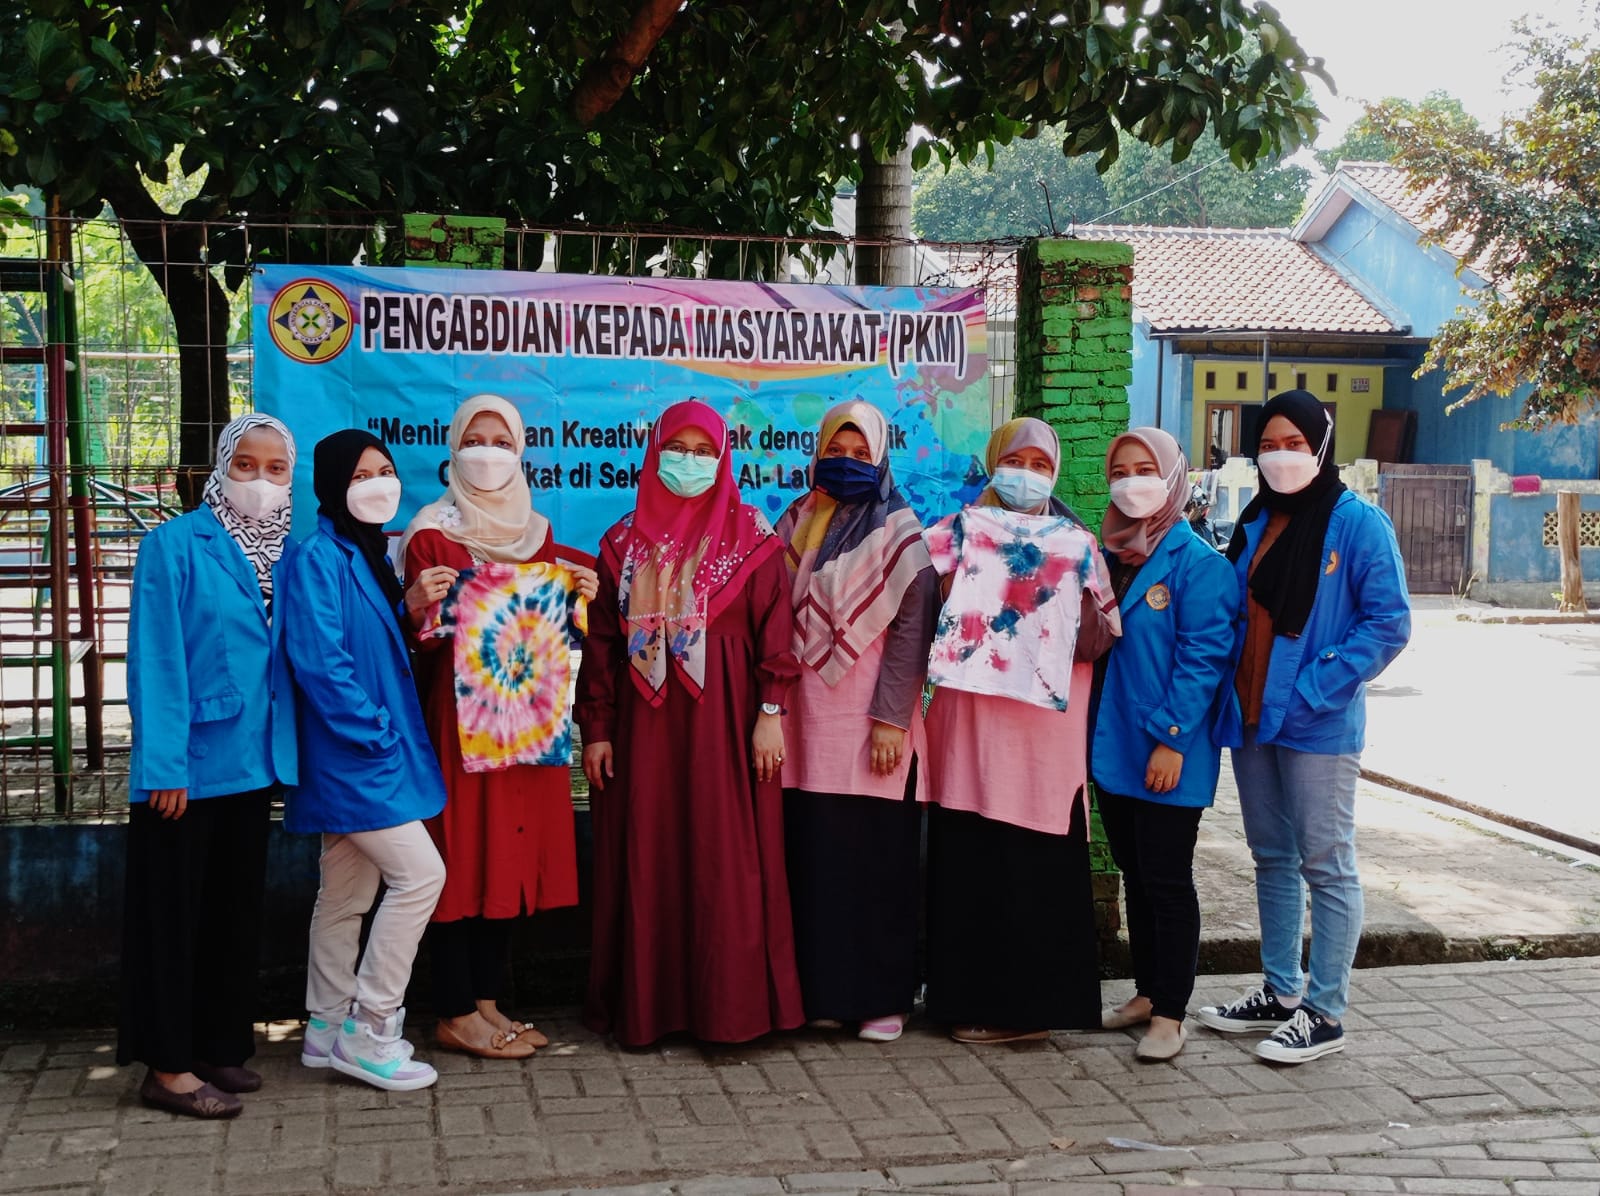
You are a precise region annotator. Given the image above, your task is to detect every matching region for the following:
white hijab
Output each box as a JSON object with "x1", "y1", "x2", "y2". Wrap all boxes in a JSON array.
[{"x1": 397, "y1": 394, "x2": 549, "y2": 566}]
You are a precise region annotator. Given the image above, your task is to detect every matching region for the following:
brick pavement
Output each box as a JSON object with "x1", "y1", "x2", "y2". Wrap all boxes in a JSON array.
[{"x1": 3, "y1": 958, "x2": 1598, "y2": 1195}]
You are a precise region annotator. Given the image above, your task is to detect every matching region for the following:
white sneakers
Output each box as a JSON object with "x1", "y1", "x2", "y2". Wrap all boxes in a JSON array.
[{"x1": 303, "y1": 1006, "x2": 436, "y2": 1091}]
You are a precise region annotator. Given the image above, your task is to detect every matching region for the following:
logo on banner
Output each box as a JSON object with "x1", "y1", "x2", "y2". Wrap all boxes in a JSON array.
[{"x1": 269, "y1": 279, "x2": 353, "y2": 363}]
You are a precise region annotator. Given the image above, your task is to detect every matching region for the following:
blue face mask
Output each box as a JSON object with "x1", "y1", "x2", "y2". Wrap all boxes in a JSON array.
[
  {"x1": 657, "y1": 449, "x2": 720, "y2": 498},
  {"x1": 989, "y1": 466, "x2": 1055, "y2": 512},
  {"x1": 813, "y1": 456, "x2": 882, "y2": 502}
]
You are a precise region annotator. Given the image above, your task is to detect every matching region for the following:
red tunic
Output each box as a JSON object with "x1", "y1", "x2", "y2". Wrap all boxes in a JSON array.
[
  {"x1": 405, "y1": 528, "x2": 579, "y2": 923},
  {"x1": 575, "y1": 551, "x2": 804, "y2": 1047}
]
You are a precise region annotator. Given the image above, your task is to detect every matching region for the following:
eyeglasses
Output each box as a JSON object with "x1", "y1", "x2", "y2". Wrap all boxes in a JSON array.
[{"x1": 661, "y1": 441, "x2": 719, "y2": 459}]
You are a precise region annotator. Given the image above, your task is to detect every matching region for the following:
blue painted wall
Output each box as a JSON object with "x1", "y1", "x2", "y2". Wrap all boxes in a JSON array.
[
  {"x1": 1319, "y1": 198, "x2": 1600, "y2": 479},
  {"x1": 1488, "y1": 492, "x2": 1600, "y2": 582},
  {"x1": 1127, "y1": 319, "x2": 1184, "y2": 435}
]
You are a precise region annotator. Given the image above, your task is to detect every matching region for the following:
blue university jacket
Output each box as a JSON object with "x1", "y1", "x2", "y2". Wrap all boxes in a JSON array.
[
  {"x1": 127, "y1": 506, "x2": 298, "y2": 802},
  {"x1": 1091, "y1": 519, "x2": 1239, "y2": 808},
  {"x1": 279, "y1": 516, "x2": 445, "y2": 834},
  {"x1": 1216, "y1": 491, "x2": 1412, "y2": 755}
]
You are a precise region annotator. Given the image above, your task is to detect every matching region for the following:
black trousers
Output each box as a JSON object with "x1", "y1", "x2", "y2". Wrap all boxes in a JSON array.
[
  {"x1": 117, "y1": 789, "x2": 272, "y2": 1072},
  {"x1": 430, "y1": 917, "x2": 514, "y2": 1018},
  {"x1": 1096, "y1": 788, "x2": 1204, "y2": 1023}
]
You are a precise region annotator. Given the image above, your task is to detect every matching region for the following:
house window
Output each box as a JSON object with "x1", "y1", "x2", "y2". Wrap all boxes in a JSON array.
[
  {"x1": 1204, "y1": 370, "x2": 1216, "y2": 390},
  {"x1": 1296, "y1": 371, "x2": 1307, "y2": 390},
  {"x1": 1268, "y1": 372, "x2": 1278, "y2": 389},
  {"x1": 1235, "y1": 370, "x2": 1247, "y2": 390},
  {"x1": 1327, "y1": 372, "x2": 1339, "y2": 393}
]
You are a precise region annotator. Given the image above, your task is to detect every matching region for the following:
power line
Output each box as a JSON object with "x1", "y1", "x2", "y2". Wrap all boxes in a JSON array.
[{"x1": 1083, "y1": 152, "x2": 1230, "y2": 226}]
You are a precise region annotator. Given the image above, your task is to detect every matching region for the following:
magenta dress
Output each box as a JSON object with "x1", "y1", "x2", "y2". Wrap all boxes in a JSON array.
[{"x1": 575, "y1": 552, "x2": 804, "y2": 1047}]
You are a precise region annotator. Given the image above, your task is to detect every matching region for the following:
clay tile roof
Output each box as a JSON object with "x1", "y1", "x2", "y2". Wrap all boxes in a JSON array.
[
  {"x1": 1075, "y1": 225, "x2": 1403, "y2": 335},
  {"x1": 1337, "y1": 161, "x2": 1486, "y2": 270}
]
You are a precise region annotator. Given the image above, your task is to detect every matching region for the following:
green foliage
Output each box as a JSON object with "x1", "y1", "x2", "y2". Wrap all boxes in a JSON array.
[
  {"x1": 1367, "y1": 18, "x2": 1600, "y2": 428},
  {"x1": 1098, "y1": 131, "x2": 1311, "y2": 227},
  {"x1": 1314, "y1": 91, "x2": 1474, "y2": 173},
  {"x1": 911, "y1": 132, "x2": 1109, "y2": 240}
]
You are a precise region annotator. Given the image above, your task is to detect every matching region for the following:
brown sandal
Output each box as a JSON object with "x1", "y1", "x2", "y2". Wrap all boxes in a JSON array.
[{"x1": 436, "y1": 1020, "x2": 536, "y2": 1060}]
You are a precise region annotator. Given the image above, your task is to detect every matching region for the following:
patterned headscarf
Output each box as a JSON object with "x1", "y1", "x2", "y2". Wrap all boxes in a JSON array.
[
  {"x1": 976, "y1": 417, "x2": 1061, "y2": 512},
  {"x1": 397, "y1": 394, "x2": 550, "y2": 568},
  {"x1": 201, "y1": 413, "x2": 296, "y2": 605},
  {"x1": 776, "y1": 400, "x2": 931, "y2": 686},
  {"x1": 599, "y1": 400, "x2": 780, "y2": 704},
  {"x1": 1101, "y1": 427, "x2": 1190, "y2": 567}
]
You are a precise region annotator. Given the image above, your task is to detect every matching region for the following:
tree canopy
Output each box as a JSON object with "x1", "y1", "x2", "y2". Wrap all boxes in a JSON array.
[
  {"x1": 912, "y1": 125, "x2": 1311, "y2": 239},
  {"x1": 0, "y1": 0, "x2": 1329, "y2": 486},
  {"x1": 1313, "y1": 91, "x2": 1474, "y2": 173},
  {"x1": 1367, "y1": 18, "x2": 1600, "y2": 428}
]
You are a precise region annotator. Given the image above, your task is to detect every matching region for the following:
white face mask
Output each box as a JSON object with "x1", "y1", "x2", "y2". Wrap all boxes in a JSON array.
[
  {"x1": 454, "y1": 445, "x2": 522, "y2": 491},
  {"x1": 1108, "y1": 476, "x2": 1168, "y2": 519},
  {"x1": 220, "y1": 475, "x2": 290, "y2": 521},
  {"x1": 346, "y1": 475, "x2": 402, "y2": 525},
  {"x1": 1257, "y1": 450, "x2": 1322, "y2": 495}
]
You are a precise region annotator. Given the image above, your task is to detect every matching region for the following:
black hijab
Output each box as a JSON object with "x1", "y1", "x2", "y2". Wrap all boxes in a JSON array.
[
  {"x1": 312, "y1": 429, "x2": 406, "y2": 614},
  {"x1": 1226, "y1": 390, "x2": 1346, "y2": 638}
]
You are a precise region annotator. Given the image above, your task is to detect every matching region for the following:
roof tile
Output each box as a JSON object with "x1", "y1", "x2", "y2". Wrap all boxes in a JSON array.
[{"x1": 1076, "y1": 225, "x2": 1402, "y2": 335}]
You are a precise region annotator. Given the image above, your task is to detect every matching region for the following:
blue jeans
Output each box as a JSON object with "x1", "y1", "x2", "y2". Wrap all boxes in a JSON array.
[{"x1": 1231, "y1": 729, "x2": 1363, "y2": 1021}]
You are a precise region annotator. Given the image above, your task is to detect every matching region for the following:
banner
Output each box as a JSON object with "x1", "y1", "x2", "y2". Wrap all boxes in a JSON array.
[{"x1": 252, "y1": 264, "x2": 990, "y2": 555}]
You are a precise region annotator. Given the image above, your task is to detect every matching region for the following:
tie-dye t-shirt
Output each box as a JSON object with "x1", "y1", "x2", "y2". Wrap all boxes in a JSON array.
[
  {"x1": 924, "y1": 507, "x2": 1099, "y2": 712},
  {"x1": 423, "y1": 561, "x2": 587, "y2": 773}
]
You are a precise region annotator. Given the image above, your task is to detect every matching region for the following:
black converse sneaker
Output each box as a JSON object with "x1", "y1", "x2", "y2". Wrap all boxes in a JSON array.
[
  {"x1": 1256, "y1": 1006, "x2": 1345, "y2": 1063},
  {"x1": 1195, "y1": 985, "x2": 1297, "y2": 1034}
]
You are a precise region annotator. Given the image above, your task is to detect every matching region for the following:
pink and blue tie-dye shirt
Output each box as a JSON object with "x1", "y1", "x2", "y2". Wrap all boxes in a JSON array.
[
  {"x1": 924, "y1": 507, "x2": 1103, "y2": 712},
  {"x1": 423, "y1": 561, "x2": 587, "y2": 773}
]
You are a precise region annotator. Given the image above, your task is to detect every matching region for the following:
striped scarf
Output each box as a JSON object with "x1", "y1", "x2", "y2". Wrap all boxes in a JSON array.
[{"x1": 201, "y1": 413, "x2": 296, "y2": 607}]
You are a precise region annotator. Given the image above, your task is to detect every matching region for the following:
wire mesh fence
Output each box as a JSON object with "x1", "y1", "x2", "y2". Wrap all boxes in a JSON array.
[{"x1": 0, "y1": 213, "x2": 1019, "y2": 822}]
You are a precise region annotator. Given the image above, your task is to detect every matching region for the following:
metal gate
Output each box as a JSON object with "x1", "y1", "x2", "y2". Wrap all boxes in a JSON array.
[{"x1": 1377, "y1": 464, "x2": 1473, "y2": 594}]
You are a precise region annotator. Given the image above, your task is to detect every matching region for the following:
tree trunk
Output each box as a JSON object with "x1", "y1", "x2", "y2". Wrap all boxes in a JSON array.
[
  {"x1": 1556, "y1": 489, "x2": 1587, "y2": 613},
  {"x1": 855, "y1": 145, "x2": 914, "y2": 287},
  {"x1": 102, "y1": 171, "x2": 233, "y2": 510}
]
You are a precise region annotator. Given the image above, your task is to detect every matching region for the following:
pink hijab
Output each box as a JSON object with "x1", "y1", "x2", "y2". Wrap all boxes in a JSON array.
[
  {"x1": 599, "y1": 399, "x2": 779, "y2": 704},
  {"x1": 1100, "y1": 426, "x2": 1190, "y2": 566}
]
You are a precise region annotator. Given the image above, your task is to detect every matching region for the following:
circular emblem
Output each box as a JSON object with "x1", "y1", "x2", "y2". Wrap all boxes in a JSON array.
[
  {"x1": 1145, "y1": 583, "x2": 1171, "y2": 611},
  {"x1": 269, "y1": 278, "x2": 353, "y2": 364}
]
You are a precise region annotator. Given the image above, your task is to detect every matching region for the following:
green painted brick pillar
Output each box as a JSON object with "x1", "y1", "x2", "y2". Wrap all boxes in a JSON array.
[
  {"x1": 1015, "y1": 238, "x2": 1135, "y2": 959},
  {"x1": 404, "y1": 213, "x2": 507, "y2": 270}
]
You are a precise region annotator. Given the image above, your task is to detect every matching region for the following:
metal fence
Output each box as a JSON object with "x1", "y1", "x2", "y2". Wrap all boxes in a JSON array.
[{"x1": 0, "y1": 213, "x2": 1018, "y2": 822}]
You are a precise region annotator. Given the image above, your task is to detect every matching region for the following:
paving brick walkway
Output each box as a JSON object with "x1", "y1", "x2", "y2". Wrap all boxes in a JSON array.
[{"x1": 3, "y1": 958, "x2": 1598, "y2": 1195}]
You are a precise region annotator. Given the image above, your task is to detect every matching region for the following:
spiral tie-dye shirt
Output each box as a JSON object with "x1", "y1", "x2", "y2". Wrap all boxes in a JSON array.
[
  {"x1": 423, "y1": 561, "x2": 588, "y2": 773},
  {"x1": 925, "y1": 507, "x2": 1099, "y2": 712}
]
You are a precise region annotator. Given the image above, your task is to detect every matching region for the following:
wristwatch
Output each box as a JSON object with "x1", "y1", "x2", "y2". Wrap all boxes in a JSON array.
[{"x1": 760, "y1": 702, "x2": 784, "y2": 716}]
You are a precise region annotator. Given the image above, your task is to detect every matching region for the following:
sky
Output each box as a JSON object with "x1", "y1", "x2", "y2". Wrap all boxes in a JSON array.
[{"x1": 1269, "y1": 0, "x2": 1598, "y2": 149}]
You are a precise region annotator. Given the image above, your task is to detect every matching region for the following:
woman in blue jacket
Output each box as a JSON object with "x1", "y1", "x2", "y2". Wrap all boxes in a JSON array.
[
  {"x1": 119, "y1": 413, "x2": 299, "y2": 1119},
  {"x1": 281, "y1": 430, "x2": 453, "y2": 1093},
  {"x1": 1196, "y1": 391, "x2": 1410, "y2": 1065},
  {"x1": 1092, "y1": 427, "x2": 1237, "y2": 1062}
]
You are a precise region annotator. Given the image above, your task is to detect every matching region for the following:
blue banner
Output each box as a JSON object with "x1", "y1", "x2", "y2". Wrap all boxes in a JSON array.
[{"x1": 252, "y1": 265, "x2": 990, "y2": 555}]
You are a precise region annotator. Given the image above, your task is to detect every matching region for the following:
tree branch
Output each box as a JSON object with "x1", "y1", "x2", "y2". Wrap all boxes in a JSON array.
[{"x1": 571, "y1": 0, "x2": 684, "y2": 128}]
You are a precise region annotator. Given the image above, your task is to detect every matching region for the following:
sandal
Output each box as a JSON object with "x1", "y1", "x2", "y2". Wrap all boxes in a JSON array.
[
  {"x1": 139, "y1": 1072, "x2": 243, "y2": 1119},
  {"x1": 436, "y1": 1020, "x2": 536, "y2": 1060},
  {"x1": 507, "y1": 1021, "x2": 549, "y2": 1049},
  {"x1": 950, "y1": 1026, "x2": 1050, "y2": 1044}
]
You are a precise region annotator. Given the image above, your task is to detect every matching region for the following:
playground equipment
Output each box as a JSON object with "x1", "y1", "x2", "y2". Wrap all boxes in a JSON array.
[{"x1": 0, "y1": 218, "x2": 176, "y2": 813}]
